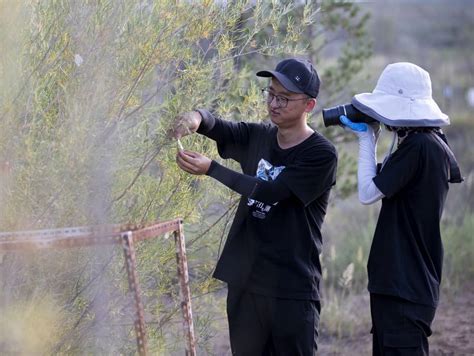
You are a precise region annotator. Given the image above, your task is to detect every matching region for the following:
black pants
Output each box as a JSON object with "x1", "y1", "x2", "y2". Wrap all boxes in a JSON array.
[
  {"x1": 370, "y1": 293, "x2": 437, "y2": 356},
  {"x1": 226, "y1": 287, "x2": 320, "y2": 356}
]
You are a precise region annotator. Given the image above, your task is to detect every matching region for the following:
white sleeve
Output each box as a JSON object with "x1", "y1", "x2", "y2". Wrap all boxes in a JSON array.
[{"x1": 356, "y1": 129, "x2": 385, "y2": 205}]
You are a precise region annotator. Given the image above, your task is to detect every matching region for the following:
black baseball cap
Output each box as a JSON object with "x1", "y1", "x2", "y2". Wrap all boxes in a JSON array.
[{"x1": 256, "y1": 58, "x2": 320, "y2": 98}]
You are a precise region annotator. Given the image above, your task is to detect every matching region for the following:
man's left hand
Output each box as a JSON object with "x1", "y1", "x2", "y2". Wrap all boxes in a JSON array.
[{"x1": 176, "y1": 150, "x2": 212, "y2": 175}]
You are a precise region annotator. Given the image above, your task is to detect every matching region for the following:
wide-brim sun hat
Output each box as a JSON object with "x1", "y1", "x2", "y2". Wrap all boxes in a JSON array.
[{"x1": 352, "y1": 62, "x2": 450, "y2": 127}]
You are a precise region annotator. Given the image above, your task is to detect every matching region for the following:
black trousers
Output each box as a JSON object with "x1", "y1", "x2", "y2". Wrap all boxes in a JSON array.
[
  {"x1": 226, "y1": 286, "x2": 320, "y2": 356},
  {"x1": 370, "y1": 293, "x2": 437, "y2": 356}
]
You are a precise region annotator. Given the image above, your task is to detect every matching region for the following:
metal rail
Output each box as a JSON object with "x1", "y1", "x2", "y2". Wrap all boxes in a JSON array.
[{"x1": 0, "y1": 219, "x2": 196, "y2": 356}]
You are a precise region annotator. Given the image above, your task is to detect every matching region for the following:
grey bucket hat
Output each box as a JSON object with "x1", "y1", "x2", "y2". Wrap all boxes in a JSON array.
[{"x1": 352, "y1": 62, "x2": 450, "y2": 127}]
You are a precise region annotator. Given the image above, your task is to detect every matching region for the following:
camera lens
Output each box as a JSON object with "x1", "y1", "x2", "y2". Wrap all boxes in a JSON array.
[{"x1": 322, "y1": 104, "x2": 376, "y2": 127}]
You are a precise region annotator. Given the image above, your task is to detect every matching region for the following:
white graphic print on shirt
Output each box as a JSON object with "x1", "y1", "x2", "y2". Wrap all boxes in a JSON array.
[{"x1": 247, "y1": 158, "x2": 285, "y2": 219}]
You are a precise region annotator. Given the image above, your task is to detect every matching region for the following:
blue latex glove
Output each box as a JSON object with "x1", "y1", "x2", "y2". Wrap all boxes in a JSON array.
[{"x1": 339, "y1": 115, "x2": 368, "y2": 132}]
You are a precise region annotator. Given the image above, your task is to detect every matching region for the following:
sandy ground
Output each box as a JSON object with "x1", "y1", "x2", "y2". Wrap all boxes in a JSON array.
[
  {"x1": 429, "y1": 284, "x2": 474, "y2": 356},
  {"x1": 318, "y1": 284, "x2": 474, "y2": 356},
  {"x1": 209, "y1": 284, "x2": 474, "y2": 355}
]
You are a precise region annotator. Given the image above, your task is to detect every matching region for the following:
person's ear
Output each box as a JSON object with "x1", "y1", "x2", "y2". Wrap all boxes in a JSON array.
[{"x1": 305, "y1": 98, "x2": 316, "y2": 113}]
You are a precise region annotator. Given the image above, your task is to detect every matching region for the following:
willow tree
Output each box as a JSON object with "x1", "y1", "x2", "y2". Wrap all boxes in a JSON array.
[{"x1": 0, "y1": 0, "x2": 370, "y2": 354}]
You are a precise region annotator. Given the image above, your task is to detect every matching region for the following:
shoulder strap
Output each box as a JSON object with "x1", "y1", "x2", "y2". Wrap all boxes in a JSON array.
[{"x1": 430, "y1": 132, "x2": 464, "y2": 184}]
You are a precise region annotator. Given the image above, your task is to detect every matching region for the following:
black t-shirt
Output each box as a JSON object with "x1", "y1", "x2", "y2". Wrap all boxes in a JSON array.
[
  {"x1": 197, "y1": 109, "x2": 338, "y2": 301},
  {"x1": 371, "y1": 132, "x2": 450, "y2": 307}
]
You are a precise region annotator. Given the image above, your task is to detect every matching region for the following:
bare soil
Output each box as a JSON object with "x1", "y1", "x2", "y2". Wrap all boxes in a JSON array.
[
  {"x1": 429, "y1": 284, "x2": 474, "y2": 356},
  {"x1": 210, "y1": 284, "x2": 474, "y2": 355},
  {"x1": 318, "y1": 285, "x2": 474, "y2": 355}
]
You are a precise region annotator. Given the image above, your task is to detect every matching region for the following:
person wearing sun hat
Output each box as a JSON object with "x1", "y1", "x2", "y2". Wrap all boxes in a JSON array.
[
  {"x1": 171, "y1": 58, "x2": 337, "y2": 354},
  {"x1": 340, "y1": 62, "x2": 463, "y2": 356}
]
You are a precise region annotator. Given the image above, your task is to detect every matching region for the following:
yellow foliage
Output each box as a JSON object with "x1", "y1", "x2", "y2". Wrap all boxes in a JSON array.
[
  {"x1": 0, "y1": 296, "x2": 63, "y2": 355},
  {"x1": 217, "y1": 34, "x2": 235, "y2": 59}
]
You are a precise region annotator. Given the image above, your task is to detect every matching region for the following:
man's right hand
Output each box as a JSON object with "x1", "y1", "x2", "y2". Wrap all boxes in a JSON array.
[{"x1": 170, "y1": 111, "x2": 202, "y2": 139}]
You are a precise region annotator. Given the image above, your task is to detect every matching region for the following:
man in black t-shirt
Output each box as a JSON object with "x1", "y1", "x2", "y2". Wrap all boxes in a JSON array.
[
  {"x1": 171, "y1": 58, "x2": 337, "y2": 355},
  {"x1": 340, "y1": 62, "x2": 463, "y2": 356}
]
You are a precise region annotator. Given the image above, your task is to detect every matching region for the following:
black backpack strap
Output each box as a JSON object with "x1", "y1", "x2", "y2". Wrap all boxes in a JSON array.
[{"x1": 431, "y1": 132, "x2": 464, "y2": 183}]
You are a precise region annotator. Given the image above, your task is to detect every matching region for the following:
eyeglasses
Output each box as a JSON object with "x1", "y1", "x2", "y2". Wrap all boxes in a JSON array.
[{"x1": 261, "y1": 88, "x2": 310, "y2": 108}]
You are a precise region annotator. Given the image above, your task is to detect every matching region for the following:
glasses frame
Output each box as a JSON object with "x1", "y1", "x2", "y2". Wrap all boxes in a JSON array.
[{"x1": 261, "y1": 88, "x2": 311, "y2": 108}]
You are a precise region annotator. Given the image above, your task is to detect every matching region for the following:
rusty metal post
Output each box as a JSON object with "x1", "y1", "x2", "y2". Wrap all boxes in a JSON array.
[
  {"x1": 121, "y1": 231, "x2": 148, "y2": 356},
  {"x1": 0, "y1": 219, "x2": 193, "y2": 355},
  {"x1": 174, "y1": 220, "x2": 196, "y2": 356}
]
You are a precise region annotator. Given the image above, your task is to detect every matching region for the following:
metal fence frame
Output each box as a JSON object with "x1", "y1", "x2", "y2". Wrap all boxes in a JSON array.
[{"x1": 0, "y1": 218, "x2": 196, "y2": 356}]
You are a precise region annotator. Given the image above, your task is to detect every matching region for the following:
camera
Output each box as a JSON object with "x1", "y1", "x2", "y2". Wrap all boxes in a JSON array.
[{"x1": 322, "y1": 104, "x2": 377, "y2": 127}]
